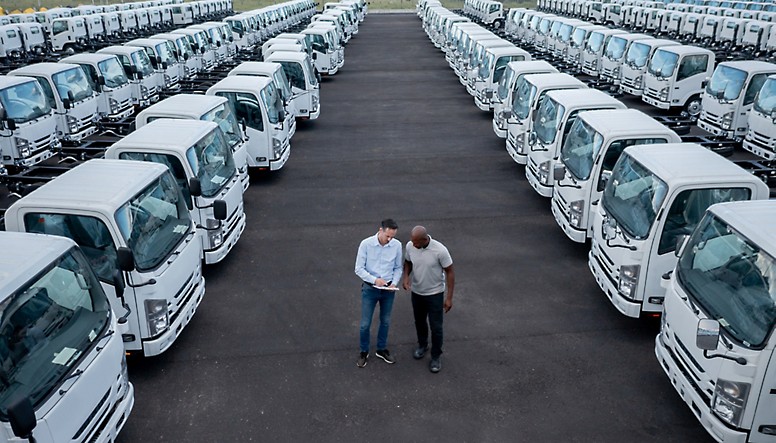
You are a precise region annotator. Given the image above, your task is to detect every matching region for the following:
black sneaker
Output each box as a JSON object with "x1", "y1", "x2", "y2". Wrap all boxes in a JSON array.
[
  {"x1": 429, "y1": 357, "x2": 441, "y2": 373},
  {"x1": 413, "y1": 346, "x2": 429, "y2": 360},
  {"x1": 375, "y1": 349, "x2": 396, "y2": 364},
  {"x1": 357, "y1": 352, "x2": 368, "y2": 368}
]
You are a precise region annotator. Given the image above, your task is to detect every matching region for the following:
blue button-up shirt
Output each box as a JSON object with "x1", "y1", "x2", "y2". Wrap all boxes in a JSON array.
[{"x1": 355, "y1": 233, "x2": 403, "y2": 285}]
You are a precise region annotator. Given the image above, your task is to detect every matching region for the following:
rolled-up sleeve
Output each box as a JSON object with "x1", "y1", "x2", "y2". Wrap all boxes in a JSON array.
[{"x1": 355, "y1": 240, "x2": 374, "y2": 284}]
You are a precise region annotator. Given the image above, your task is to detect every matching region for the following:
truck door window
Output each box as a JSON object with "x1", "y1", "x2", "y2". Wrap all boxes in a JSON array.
[
  {"x1": 24, "y1": 213, "x2": 119, "y2": 283},
  {"x1": 280, "y1": 61, "x2": 306, "y2": 89},
  {"x1": 215, "y1": 91, "x2": 265, "y2": 132},
  {"x1": 658, "y1": 187, "x2": 751, "y2": 255},
  {"x1": 119, "y1": 152, "x2": 192, "y2": 208},
  {"x1": 52, "y1": 20, "x2": 67, "y2": 35},
  {"x1": 79, "y1": 64, "x2": 99, "y2": 91},
  {"x1": 677, "y1": 54, "x2": 709, "y2": 81},
  {"x1": 33, "y1": 77, "x2": 57, "y2": 109},
  {"x1": 117, "y1": 54, "x2": 133, "y2": 77},
  {"x1": 743, "y1": 73, "x2": 770, "y2": 105},
  {"x1": 598, "y1": 138, "x2": 668, "y2": 191}
]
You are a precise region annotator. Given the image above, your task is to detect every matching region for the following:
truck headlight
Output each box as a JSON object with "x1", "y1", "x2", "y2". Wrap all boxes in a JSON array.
[
  {"x1": 538, "y1": 160, "x2": 551, "y2": 184},
  {"x1": 144, "y1": 299, "x2": 169, "y2": 337},
  {"x1": 659, "y1": 87, "x2": 669, "y2": 101},
  {"x1": 208, "y1": 223, "x2": 224, "y2": 248},
  {"x1": 118, "y1": 352, "x2": 129, "y2": 396},
  {"x1": 634, "y1": 74, "x2": 643, "y2": 87},
  {"x1": 66, "y1": 115, "x2": 79, "y2": 132},
  {"x1": 164, "y1": 74, "x2": 172, "y2": 87},
  {"x1": 272, "y1": 138, "x2": 282, "y2": 158},
  {"x1": 501, "y1": 109, "x2": 513, "y2": 120},
  {"x1": 569, "y1": 199, "x2": 584, "y2": 228},
  {"x1": 140, "y1": 84, "x2": 149, "y2": 99},
  {"x1": 109, "y1": 98, "x2": 119, "y2": 113},
  {"x1": 713, "y1": 379, "x2": 750, "y2": 427},
  {"x1": 613, "y1": 66, "x2": 620, "y2": 78},
  {"x1": 721, "y1": 111, "x2": 734, "y2": 130},
  {"x1": 618, "y1": 264, "x2": 640, "y2": 299},
  {"x1": 516, "y1": 134, "x2": 525, "y2": 154},
  {"x1": 14, "y1": 137, "x2": 31, "y2": 158}
]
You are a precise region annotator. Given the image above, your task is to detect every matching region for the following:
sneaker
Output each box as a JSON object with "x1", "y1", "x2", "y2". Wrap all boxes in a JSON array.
[
  {"x1": 375, "y1": 349, "x2": 396, "y2": 364},
  {"x1": 357, "y1": 352, "x2": 368, "y2": 368},
  {"x1": 429, "y1": 357, "x2": 441, "y2": 373},
  {"x1": 413, "y1": 346, "x2": 429, "y2": 360}
]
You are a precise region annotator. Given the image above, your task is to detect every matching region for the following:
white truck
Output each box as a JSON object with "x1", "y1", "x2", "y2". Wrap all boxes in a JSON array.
[
  {"x1": 0, "y1": 76, "x2": 61, "y2": 171},
  {"x1": 125, "y1": 38, "x2": 183, "y2": 91},
  {"x1": 492, "y1": 60, "x2": 558, "y2": 139},
  {"x1": 152, "y1": 32, "x2": 200, "y2": 80},
  {"x1": 98, "y1": 45, "x2": 160, "y2": 108},
  {"x1": 566, "y1": 24, "x2": 607, "y2": 70},
  {"x1": 620, "y1": 39, "x2": 680, "y2": 96},
  {"x1": 206, "y1": 76, "x2": 293, "y2": 172},
  {"x1": 49, "y1": 17, "x2": 88, "y2": 53},
  {"x1": 105, "y1": 119, "x2": 247, "y2": 265},
  {"x1": 642, "y1": 45, "x2": 716, "y2": 118},
  {"x1": 743, "y1": 74, "x2": 776, "y2": 159},
  {"x1": 551, "y1": 109, "x2": 681, "y2": 244},
  {"x1": 580, "y1": 28, "x2": 626, "y2": 76},
  {"x1": 301, "y1": 26, "x2": 342, "y2": 75},
  {"x1": 264, "y1": 51, "x2": 321, "y2": 120},
  {"x1": 698, "y1": 61, "x2": 776, "y2": 140},
  {"x1": 525, "y1": 89, "x2": 627, "y2": 198},
  {"x1": 60, "y1": 54, "x2": 135, "y2": 122},
  {"x1": 227, "y1": 61, "x2": 297, "y2": 136},
  {"x1": 5, "y1": 159, "x2": 206, "y2": 356},
  {"x1": 588, "y1": 143, "x2": 770, "y2": 318},
  {"x1": 8, "y1": 63, "x2": 99, "y2": 144},
  {"x1": 506, "y1": 73, "x2": 587, "y2": 165},
  {"x1": 656, "y1": 199, "x2": 776, "y2": 443},
  {"x1": 171, "y1": 28, "x2": 217, "y2": 71},
  {"x1": 134, "y1": 94, "x2": 250, "y2": 190},
  {"x1": 0, "y1": 231, "x2": 134, "y2": 443},
  {"x1": 473, "y1": 46, "x2": 531, "y2": 111},
  {"x1": 600, "y1": 33, "x2": 653, "y2": 86}
]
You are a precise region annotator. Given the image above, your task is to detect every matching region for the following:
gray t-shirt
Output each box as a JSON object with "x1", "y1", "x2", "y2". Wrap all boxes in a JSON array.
[{"x1": 405, "y1": 237, "x2": 453, "y2": 296}]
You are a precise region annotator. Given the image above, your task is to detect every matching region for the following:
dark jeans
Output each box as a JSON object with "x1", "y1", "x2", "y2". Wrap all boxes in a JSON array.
[
  {"x1": 360, "y1": 284, "x2": 396, "y2": 353},
  {"x1": 411, "y1": 292, "x2": 444, "y2": 358}
]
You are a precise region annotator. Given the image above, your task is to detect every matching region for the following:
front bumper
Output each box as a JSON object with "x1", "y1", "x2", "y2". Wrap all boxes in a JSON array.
[
  {"x1": 642, "y1": 93, "x2": 671, "y2": 110},
  {"x1": 142, "y1": 274, "x2": 205, "y2": 356},
  {"x1": 204, "y1": 210, "x2": 246, "y2": 265},
  {"x1": 588, "y1": 245, "x2": 641, "y2": 318},
  {"x1": 551, "y1": 196, "x2": 587, "y2": 243}
]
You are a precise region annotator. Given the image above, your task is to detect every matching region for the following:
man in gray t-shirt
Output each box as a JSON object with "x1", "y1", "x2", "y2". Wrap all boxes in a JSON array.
[{"x1": 402, "y1": 226, "x2": 455, "y2": 374}]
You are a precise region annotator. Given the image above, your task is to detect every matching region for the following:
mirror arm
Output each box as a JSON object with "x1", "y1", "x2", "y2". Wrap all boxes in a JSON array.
[
  {"x1": 123, "y1": 271, "x2": 157, "y2": 288},
  {"x1": 702, "y1": 349, "x2": 747, "y2": 365}
]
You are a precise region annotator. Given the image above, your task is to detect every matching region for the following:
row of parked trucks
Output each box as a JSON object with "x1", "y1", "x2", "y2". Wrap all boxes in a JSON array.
[
  {"x1": 420, "y1": 2, "x2": 776, "y2": 443},
  {"x1": 0, "y1": 0, "x2": 367, "y2": 441}
]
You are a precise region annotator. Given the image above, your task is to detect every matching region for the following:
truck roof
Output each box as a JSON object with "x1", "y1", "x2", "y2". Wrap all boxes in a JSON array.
[
  {"x1": 10, "y1": 62, "x2": 81, "y2": 76},
  {"x1": 265, "y1": 51, "x2": 308, "y2": 62},
  {"x1": 61, "y1": 53, "x2": 118, "y2": 64},
  {"x1": 229, "y1": 61, "x2": 281, "y2": 76},
  {"x1": 0, "y1": 75, "x2": 40, "y2": 89},
  {"x1": 126, "y1": 37, "x2": 170, "y2": 47},
  {"x1": 109, "y1": 119, "x2": 218, "y2": 153},
  {"x1": 7, "y1": 159, "x2": 168, "y2": 216},
  {"x1": 506, "y1": 60, "x2": 557, "y2": 73},
  {"x1": 207, "y1": 75, "x2": 273, "y2": 94},
  {"x1": 631, "y1": 38, "x2": 681, "y2": 49},
  {"x1": 709, "y1": 200, "x2": 776, "y2": 257},
  {"x1": 0, "y1": 232, "x2": 78, "y2": 300},
  {"x1": 545, "y1": 88, "x2": 624, "y2": 109},
  {"x1": 137, "y1": 94, "x2": 227, "y2": 121},
  {"x1": 579, "y1": 109, "x2": 677, "y2": 139},
  {"x1": 485, "y1": 46, "x2": 531, "y2": 58},
  {"x1": 612, "y1": 33, "x2": 653, "y2": 42},
  {"x1": 98, "y1": 45, "x2": 144, "y2": 56},
  {"x1": 625, "y1": 143, "x2": 768, "y2": 190},
  {"x1": 717, "y1": 60, "x2": 776, "y2": 73},
  {"x1": 524, "y1": 72, "x2": 587, "y2": 89},
  {"x1": 655, "y1": 45, "x2": 714, "y2": 56}
]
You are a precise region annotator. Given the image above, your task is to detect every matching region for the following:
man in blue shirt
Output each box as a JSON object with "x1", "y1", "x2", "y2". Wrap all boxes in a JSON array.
[{"x1": 354, "y1": 219, "x2": 403, "y2": 368}]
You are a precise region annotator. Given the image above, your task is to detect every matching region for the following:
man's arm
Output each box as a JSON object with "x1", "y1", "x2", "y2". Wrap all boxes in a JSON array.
[
  {"x1": 354, "y1": 241, "x2": 376, "y2": 284},
  {"x1": 402, "y1": 259, "x2": 413, "y2": 291},
  {"x1": 390, "y1": 243, "x2": 403, "y2": 288},
  {"x1": 443, "y1": 264, "x2": 455, "y2": 313}
]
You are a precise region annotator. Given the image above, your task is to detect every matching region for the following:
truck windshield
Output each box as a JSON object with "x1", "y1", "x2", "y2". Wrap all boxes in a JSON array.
[
  {"x1": 647, "y1": 49, "x2": 679, "y2": 78},
  {"x1": 0, "y1": 80, "x2": 51, "y2": 124},
  {"x1": 511, "y1": 78, "x2": 536, "y2": 120},
  {"x1": 201, "y1": 103, "x2": 242, "y2": 151},
  {"x1": 534, "y1": 98, "x2": 564, "y2": 145},
  {"x1": 602, "y1": 154, "x2": 668, "y2": 239},
  {"x1": 156, "y1": 41, "x2": 176, "y2": 66},
  {"x1": 560, "y1": 118, "x2": 604, "y2": 180},
  {"x1": 605, "y1": 36, "x2": 627, "y2": 60},
  {"x1": 479, "y1": 53, "x2": 494, "y2": 79},
  {"x1": 131, "y1": 50, "x2": 154, "y2": 77},
  {"x1": 587, "y1": 31, "x2": 605, "y2": 53},
  {"x1": 706, "y1": 64, "x2": 747, "y2": 101},
  {"x1": 97, "y1": 57, "x2": 129, "y2": 88},
  {"x1": 559, "y1": 24, "x2": 574, "y2": 42},
  {"x1": 497, "y1": 66, "x2": 515, "y2": 101},
  {"x1": 261, "y1": 83, "x2": 284, "y2": 124},
  {"x1": 303, "y1": 57, "x2": 318, "y2": 87},
  {"x1": 571, "y1": 28, "x2": 586, "y2": 47},
  {"x1": 175, "y1": 36, "x2": 194, "y2": 58},
  {"x1": 186, "y1": 128, "x2": 235, "y2": 197},
  {"x1": 753, "y1": 77, "x2": 776, "y2": 114},
  {"x1": 193, "y1": 32, "x2": 208, "y2": 51},
  {"x1": 272, "y1": 69, "x2": 292, "y2": 103},
  {"x1": 52, "y1": 67, "x2": 93, "y2": 103},
  {"x1": 0, "y1": 247, "x2": 110, "y2": 416},
  {"x1": 115, "y1": 172, "x2": 192, "y2": 271},
  {"x1": 677, "y1": 214, "x2": 776, "y2": 348},
  {"x1": 625, "y1": 41, "x2": 651, "y2": 68}
]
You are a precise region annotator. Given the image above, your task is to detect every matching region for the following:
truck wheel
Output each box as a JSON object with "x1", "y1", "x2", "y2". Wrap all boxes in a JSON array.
[
  {"x1": 63, "y1": 44, "x2": 76, "y2": 55},
  {"x1": 685, "y1": 95, "x2": 702, "y2": 117},
  {"x1": 493, "y1": 19, "x2": 504, "y2": 29}
]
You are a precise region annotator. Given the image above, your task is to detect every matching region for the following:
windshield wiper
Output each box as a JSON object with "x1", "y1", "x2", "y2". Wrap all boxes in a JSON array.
[{"x1": 58, "y1": 369, "x2": 84, "y2": 395}]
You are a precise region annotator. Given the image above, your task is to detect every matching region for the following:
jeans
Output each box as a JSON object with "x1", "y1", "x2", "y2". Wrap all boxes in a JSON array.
[
  {"x1": 412, "y1": 292, "x2": 444, "y2": 358},
  {"x1": 359, "y1": 284, "x2": 396, "y2": 353}
]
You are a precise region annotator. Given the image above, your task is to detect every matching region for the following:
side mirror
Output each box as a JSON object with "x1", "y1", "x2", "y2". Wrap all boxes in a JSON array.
[
  {"x1": 696, "y1": 318, "x2": 720, "y2": 351},
  {"x1": 553, "y1": 164, "x2": 566, "y2": 181},
  {"x1": 701, "y1": 77, "x2": 709, "y2": 88},
  {"x1": 161, "y1": 61, "x2": 168, "y2": 69},
  {"x1": 136, "y1": 71, "x2": 144, "y2": 80},
  {"x1": 116, "y1": 246, "x2": 135, "y2": 272},
  {"x1": 597, "y1": 170, "x2": 612, "y2": 191},
  {"x1": 312, "y1": 52, "x2": 317, "y2": 60},
  {"x1": 528, "y1": 131, "x2": 537, "y2": 145},
  {"x1": 67, "y1": 90, "x2": 75, "y2": 103},
  {"x1": 188, "y1": 177, "x2": 202, "y2": 197},
  {"x1": 217, "y1": 40, "x2": 222, "y2": 47},
  {"x1": 130, "y1": 65, "x2": 138, "y2": 74},
  {"x1": 674, "y1": 234, "x2": 689, "y2": 257},
  {"x1": 213, "y1": 199, "x2": 227, "y2": 220},
  {"x1": 98, "y1": 76, "x2": 106, "y2": 86},
  {"x1": 112, "y1": 269, "x2": 125, "y2": 299},
  {"x1": 156, "y1": 55, "x2": 162, "y2": 64},
  {"x1": 183, "y1": 52, "x2": 190, "y2": 60},
  {"x1": 316, "y1": 71, "x2": 321, "y2": 83},
  {"x1": 229, "y1": 36, "x2": 234, "y2": 42},
  {"x1": 62, "y1": 98, "x2": 72, "y2": 109},
  {"x1": 7, "y1": 396, "x2": 36, "y2": 440}
]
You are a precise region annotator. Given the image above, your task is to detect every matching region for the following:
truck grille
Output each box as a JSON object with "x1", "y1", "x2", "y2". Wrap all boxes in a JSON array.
[
  {"x1": 31, "y1": 133, "x2": 57, "y2": 156},
  {"x1": 169, "y1": 269, "x2": 201, "y2": 325},
  {"x1": 592, "y1": 241, "x2": 617, "y2": 286},
  {"x1": 664, "y1": 340, "x2": 712, "y2": 406},
  {"x1": 701, "y1": 110, "x2": 721, "y2": 126}
]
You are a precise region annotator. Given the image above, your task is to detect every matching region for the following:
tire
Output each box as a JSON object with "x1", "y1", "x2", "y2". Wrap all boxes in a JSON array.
[
  {"x1": 493, "y1": 19, "x2": 504, "y2": 29},
  {"x1": 684, "y1": 95, "x2": 702, "y2": 118}
]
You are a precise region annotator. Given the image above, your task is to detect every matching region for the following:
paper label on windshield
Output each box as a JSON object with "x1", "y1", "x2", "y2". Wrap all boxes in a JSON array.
[
  {"x1": 88, "y1": 330, "x2": 97, "y2": 342},
  {"x1": 173, "y1": 224, "x2": 188, "y2": 234},
  {"x1": 52, "y1": 347, "x2": 78, "y2": 366},
  {"x1": 210, "y1": 175, "x2": 227, "y2": 185}
]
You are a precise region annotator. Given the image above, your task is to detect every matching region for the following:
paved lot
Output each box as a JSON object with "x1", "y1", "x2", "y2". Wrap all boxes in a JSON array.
[{"x1": 118, "y1": 14, "x2": 713, "y2": 442}]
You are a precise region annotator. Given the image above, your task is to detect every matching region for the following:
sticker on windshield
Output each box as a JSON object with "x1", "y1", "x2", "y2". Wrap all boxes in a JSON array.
[
  {"x1": 89, "y1": 330, "x2": 97, "y2": 342},
  {"x1": 211, "y1": 175, "x2": 227, "y2": 185},
  {"x1": 52, "y1": 347, "x2": 78, "y2": 366},
  {"x1": 173, "y1": 224, "x2": 188, "y2": 234}
]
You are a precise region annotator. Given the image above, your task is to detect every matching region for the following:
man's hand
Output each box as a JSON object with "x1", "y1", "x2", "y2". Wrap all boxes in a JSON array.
[
  {"x1": 444, "y1": 298, "x2": 453, "y2": 313},
  {"x1": 374, "y1": 278, "x2": 388, "y2": 287},
  {"x1": 402, "y1": 276, "x2": 411, "y2": 291}
]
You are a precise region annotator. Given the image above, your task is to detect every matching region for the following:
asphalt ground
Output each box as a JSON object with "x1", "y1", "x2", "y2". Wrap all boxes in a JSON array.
[{"x1": 117, "y1": 13, "x2": 714, "y2": 442}]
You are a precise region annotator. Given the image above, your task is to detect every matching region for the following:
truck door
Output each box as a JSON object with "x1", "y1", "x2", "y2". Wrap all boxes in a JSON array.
[
  {"x1": 752, "y1": 347, "x2": 776, "y2": 443},
  {"x1": 215, "y1": 91, "x2": 269, "y2": 168},
  {"x1": 738, "y1": 73, "x2": 771, "y2": 137},
  {"x1": 279, "y1": 60, "x2": 309, "y2": 116}
]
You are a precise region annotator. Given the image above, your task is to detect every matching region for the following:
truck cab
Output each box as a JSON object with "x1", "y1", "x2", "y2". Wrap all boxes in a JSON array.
[
  {"x1": 580, "y1": 28, "x2": 626, "y2": 76},
  {"x1": 172, "y1": 28, "x2": 217, "y2": 71},
  {"x1": 743, "y1": 74, "x2": 776, "y2": 159},
  {"x1": 172, "y1": 2, "x2": 195, "y2": 25},
  {"x1": 473, "y1": 46, "x2": 531, "y2": 111},
  {"x1": 620, "y1": 39, "x2": 680, "y2": 96},
  {"x1": 98, "y1": 45, "x2": 160, "y2": 108},
  {"x1": 153, "y1": 32, "x2": 200, "y2": 79},
  {"x1": 0, "y1": 24, "x2": 24, "y2": 62},
  {"x1": 225, "y1": 14, "x2": 256, "y2": 49},
  {"x1": 0, "y1": 232, "x2": 134, "y2": 443},
  {"x1": 118, "y1": 10, "x2": 139, "y2": 38},
  {"x1": 99, "y1": 12, "x2": 122, "y2": 40},
  {"x1": 506, "y1": 73, "x2": 587, "y2": 165},
  {"x1": 60, "y1": 53, "x2": 135, "y2": 121},
  {"x1": 526, "y1": 90, "x2": 627, "y2": 198},
  {"x1": 301, "y1": 26, "x2": 341, "y2": 75},
  {"x1": 135, "y1": 94, "x2": 250, "y2": 190},
  {"x1": 228, "y1": 61, "x2": 297, "y2": 136},
  {"x1": 16, "y1": 23, "x2": 47, "y2": 56},
  {"x1": 264, "y1": 51, "x2": 321, "y2": 120},
  {"x1": 126, "y1": 37, "x2": 183, "y2": 91},
  {"x1": 206, "y1": 76, "x2": 292, "y2": 172},
  {"x1": 698, "y1": 61, "x2": 776, "y2": 140},
  {"x1": 492, "y1": 60, "x2": 558, "y2": 139},
  {"x1": 552, "y1": 109, "x2": 681, "y2": 243},
  {"x1": 656, "y1": 200, "x2": 776, "y2": 443},
  {"x1": 5, "y1": 159, "x2": 206, "y2": 356},
  {"x1": 588, "y1": 143, "x2": 770, "y2": 318},
  {"x1": 105, "y1": 119, "x2": 246, "y2": 265},
  {"x1": 9, "y1": 63, "x2": 99, "y2": 143},
  {"x1": 600, "y1": 33, "x2": 653, "y2": 85},
  {"x1": 49, "y1": 17, "x2": 88, "y2": 53},
  {"x1": 642, "y1": 45, "x2": 715, "y2": 117},
  {"x1": 566, "y1": 24, "x2": 606, "y2": 69},
  {"x1": 190, "y1": 23, "x2": 228, "y2": 65},
  {"x1": 464, "y1": 38, "x2": 513, "y2": 94}
]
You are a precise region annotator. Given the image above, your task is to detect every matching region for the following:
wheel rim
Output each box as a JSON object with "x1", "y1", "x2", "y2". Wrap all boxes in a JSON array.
[{"x1": 686, "y1": 99, "x2": 702, "y2": 117}]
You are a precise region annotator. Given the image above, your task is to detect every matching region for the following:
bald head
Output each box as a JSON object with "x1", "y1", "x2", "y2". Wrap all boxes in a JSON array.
[{"x1": 411, "y1": 226, "x2": 430, "y2": 249}]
